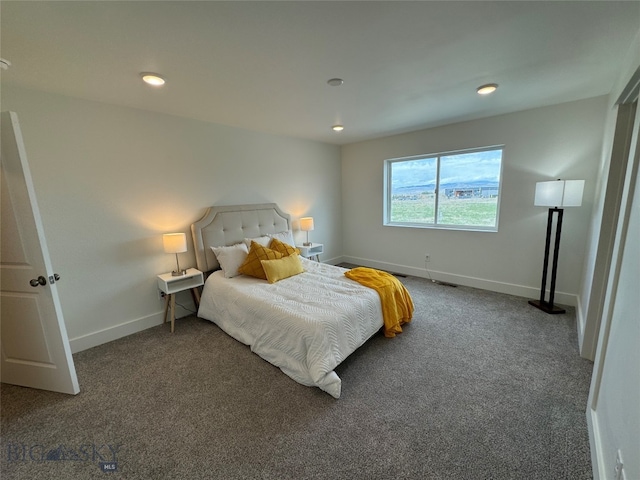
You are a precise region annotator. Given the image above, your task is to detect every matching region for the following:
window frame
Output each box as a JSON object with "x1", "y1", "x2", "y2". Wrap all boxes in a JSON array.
[{"x1": 383, "y1": 145, "x2": 504, "y2": 232}]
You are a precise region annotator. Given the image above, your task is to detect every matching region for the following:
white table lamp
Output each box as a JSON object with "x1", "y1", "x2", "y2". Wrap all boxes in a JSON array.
[
  {"x1": 300, "y1": 217, "x2": 314, "y2": 246},
  {"x1": 163, "y1": 233, "x2": 187, "y2": 276}
]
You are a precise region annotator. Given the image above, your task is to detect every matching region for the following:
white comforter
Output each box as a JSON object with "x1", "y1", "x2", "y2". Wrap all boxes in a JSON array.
[{"x1": 197, "y1": 258, "x2": 383, "y2": 398}]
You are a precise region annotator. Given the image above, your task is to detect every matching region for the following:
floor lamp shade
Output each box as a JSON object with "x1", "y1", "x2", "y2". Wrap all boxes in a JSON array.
[
  {"x1": 534, "y1": 180, "x2": 584, "y2": 207},
  {"x1": 163, "y1": 233, "x2": 187, "y2": 276},
  {"x1": 529, "y1": 180, "x2": 584, "y2": 314},
  {"x1": 300, "y1": 217, "x2": 314, "y2": 246}
]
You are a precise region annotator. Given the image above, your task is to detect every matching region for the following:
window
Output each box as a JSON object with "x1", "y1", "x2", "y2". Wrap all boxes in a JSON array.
[{"x1": 384, "y1": 146, "x2": 503, "y2": 231}]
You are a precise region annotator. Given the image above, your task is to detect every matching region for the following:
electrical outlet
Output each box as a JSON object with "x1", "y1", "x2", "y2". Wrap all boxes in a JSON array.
[
  {"x1": 614, "y1": 450, "x2": 624, "y2": 480},
  {"x1": 425, "y1": 254, "x2": 430, "y2": 262},
  {"x1": 158, "y1": 289, "x2": 166, "y2": 300}
]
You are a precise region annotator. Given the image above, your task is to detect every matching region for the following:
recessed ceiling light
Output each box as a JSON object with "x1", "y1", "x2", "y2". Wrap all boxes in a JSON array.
[
  {"x1": 327, "y1": 78, "x2": 344, "y2": 87},
  {"x1": 0, "y1": 58, "x2": 11, "y2": 70},
  {"x1": 141, "y1": 72, "x2": 165, "y2": 86},
  {"x1": 477, "y1": 83, "x2": 498, "y2": 95},
  {"x1": 332, "y1": 125, "x2": 344, "y2": 132}
]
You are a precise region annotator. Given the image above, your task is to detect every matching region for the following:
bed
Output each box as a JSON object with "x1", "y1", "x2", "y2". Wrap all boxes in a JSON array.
[{"x1": 191, "y1": 203, "x2": 385, "y2": 398}]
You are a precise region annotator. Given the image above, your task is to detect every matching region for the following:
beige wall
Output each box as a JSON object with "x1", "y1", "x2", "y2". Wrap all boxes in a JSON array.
[
  {"x1": 341, "y1": 97, "x2": 608, "y2": 303},
  {"x1": 2, "y1": 85, "x2": 342, "y2": 351}
]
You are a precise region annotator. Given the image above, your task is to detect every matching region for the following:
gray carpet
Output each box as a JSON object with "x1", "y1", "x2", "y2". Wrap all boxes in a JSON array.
[{"x1": 0, "y1": 273, "x2": 594, "y2": 479}]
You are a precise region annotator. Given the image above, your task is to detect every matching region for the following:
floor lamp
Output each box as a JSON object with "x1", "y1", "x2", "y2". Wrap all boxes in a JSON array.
[{"x1": 529, "y1": 179, "x2": 584, "y2": 314}]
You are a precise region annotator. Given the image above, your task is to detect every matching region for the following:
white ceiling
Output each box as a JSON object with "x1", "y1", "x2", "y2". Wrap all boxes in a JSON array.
[{"x1": 1, "y1": 1, "x2": 638, "y2": 145}]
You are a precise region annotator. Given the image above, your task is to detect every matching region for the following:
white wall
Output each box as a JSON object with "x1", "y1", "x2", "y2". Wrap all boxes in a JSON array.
[
  {"x1": 588, "y1": 154, "x2": 639, "y2": 480},
  {"x1": 341, "y1": 97, "x2": 608, "y2": 304},
  {"x1": 578, "y1": 31, "x2": 640, "y2": 360},
  {"x1": 1, "y1": 85, "x2": 342, "y2": 352},
  {"x1": 577, "y1": 103, "x2": 636, "y2": 361},
  {"x1": 583, "y1": 30, "x2": 640, "y2": 480}
]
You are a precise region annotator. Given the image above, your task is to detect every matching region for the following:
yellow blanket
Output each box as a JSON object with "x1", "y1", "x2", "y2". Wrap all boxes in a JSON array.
[{"x1": 344, "y1": 267, "x2": 414, "y2": 338}]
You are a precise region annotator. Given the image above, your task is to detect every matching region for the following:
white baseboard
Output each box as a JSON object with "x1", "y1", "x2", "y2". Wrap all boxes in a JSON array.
[
  {"x1": 587, "y1": 407, "x2": 604, "y2": 480},
  {"x1": 576, "y1": 294, "x2": 586, "y2": 352},
  {"x1": 70, "y1": 256, "x2": 578, "y2": 353},
  {"x1": 69, "y1": 304, "x2": 194, "y2": 353},
  {"x1": 322, "y1": 255, "x2": 342, "y2": 266},
  {"x1": 340, "y1": 255, "x2": 578, "y2": 307}
]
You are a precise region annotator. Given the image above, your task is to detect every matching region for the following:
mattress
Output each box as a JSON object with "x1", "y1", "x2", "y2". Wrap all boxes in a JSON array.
[{"x1": 197, "y1": 258, "x2": 383, "y2": 398}]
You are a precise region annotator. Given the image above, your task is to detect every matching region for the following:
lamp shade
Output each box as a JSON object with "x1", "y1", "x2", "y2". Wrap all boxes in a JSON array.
[
  {"x1": 163, "y1": 233, "x2": 187, "y2": 254},
  {"x1": 300, "y1": 217, "x2": 314, "y2": 232},
  {"x1": 534, "y1": 180, "x2": 584, "y2": 207}
]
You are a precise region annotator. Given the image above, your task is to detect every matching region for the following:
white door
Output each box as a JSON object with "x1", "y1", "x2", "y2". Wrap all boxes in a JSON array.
[{"x1": 0, "y1": 111, "x2": 79, "y2": 395}]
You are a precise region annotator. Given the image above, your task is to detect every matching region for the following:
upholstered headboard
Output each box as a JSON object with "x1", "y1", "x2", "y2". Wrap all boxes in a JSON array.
[{"x1": 191, "y1": 203, "x2": 292, "y2": 273}]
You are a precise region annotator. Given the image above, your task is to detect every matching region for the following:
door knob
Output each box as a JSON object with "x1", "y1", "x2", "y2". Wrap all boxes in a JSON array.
[{"x1": 30, "y1": 276, "x2": 47, "y2": 287}]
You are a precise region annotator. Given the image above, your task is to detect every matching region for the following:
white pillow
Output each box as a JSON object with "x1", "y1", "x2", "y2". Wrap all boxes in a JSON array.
[
  {"x1": 242, "y1": 236, "x2": 271, "y2": 249},
  {"x1": 268, "y1": 230, "x2": 295, "y2": 247},
  {"x1": 211, "y1": 243, "x2": 249, "y2": 278}
]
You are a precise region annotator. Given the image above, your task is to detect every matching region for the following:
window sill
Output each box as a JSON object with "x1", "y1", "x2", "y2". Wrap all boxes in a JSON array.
[{"x1": 384, "y1": 222, "x2": 498, "y2": 233}]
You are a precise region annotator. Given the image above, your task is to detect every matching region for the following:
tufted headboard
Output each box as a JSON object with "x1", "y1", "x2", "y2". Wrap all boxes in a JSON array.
[{"x1": 191, "y1": 203, "x2": 292, "y2": 273}]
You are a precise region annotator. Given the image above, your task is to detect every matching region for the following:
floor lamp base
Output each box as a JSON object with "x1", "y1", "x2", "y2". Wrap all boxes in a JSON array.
[{"x1": 528, "y1": 299, "x2": 566, "y2": 315}]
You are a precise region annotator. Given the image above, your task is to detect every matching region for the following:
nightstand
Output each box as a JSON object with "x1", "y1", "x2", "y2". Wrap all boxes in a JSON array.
[
  {"x1": 157, "y1": 268, "x2": 204, "y2": 333},
  {"x1": 297, "y1": 243, "x2": 323, "y2": 262}
]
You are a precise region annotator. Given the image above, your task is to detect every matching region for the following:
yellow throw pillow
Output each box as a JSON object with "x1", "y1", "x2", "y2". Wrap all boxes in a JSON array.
[
  {"x1": 238, "y1": 241, "x2": 283, "y2": 280},
  {"x1": 268, "y1": 237, "x2": 300, "y2": 257},
  {"x1": 261, "y1": 254, "x2": 304, "y2": 284}
]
